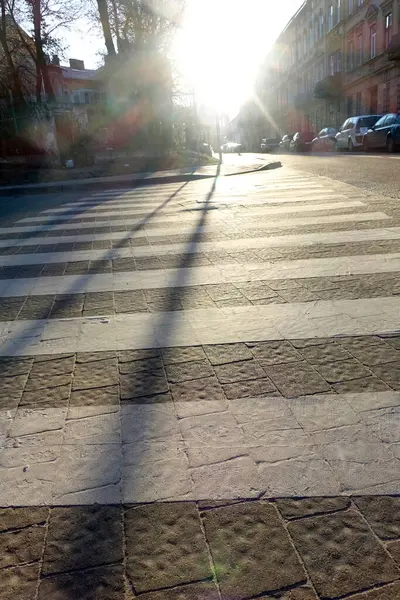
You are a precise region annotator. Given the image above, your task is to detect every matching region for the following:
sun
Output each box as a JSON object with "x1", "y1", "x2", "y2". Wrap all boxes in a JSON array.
[{"x1": 172, "y1": 0, "x2": 264, "y2": 116}]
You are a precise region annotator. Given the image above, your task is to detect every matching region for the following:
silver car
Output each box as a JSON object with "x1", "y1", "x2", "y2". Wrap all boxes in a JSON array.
[{"x1": 335, "y1": 115, "x2": 382, "y2": 151}]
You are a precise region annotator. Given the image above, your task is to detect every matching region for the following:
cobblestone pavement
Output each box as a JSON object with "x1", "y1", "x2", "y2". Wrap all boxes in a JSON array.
[{"x1": 0, "y1": 168, "x2": 399, "y2": 599}]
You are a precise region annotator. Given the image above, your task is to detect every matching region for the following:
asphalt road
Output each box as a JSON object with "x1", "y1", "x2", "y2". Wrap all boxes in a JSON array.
[{"x1": 222, "y1": 151, "x2": 400, "y2": 199}]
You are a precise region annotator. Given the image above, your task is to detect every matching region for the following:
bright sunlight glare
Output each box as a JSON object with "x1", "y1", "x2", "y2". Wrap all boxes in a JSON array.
[{"x1": 172, "y1": 0, "x2": 303, "y2": 116}]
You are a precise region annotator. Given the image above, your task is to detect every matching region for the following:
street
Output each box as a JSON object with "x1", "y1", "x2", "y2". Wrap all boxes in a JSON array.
[
  {"x1": 0, "y1": 164, "x2": 399, "y2": 599},
  {"x1": 223, "y1": 150, "x2": 400, "y2": 199}
]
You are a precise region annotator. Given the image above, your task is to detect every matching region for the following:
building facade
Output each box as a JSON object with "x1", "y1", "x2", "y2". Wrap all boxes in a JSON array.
[{"x1": 258, "y1": 0, "x2": 400, "y2": 136}]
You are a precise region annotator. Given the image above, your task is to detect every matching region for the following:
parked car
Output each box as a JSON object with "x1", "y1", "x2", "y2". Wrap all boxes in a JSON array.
[
  {"x1": 363, "y1": 113, "x2": 400, "y2": 153},
  {"x1": 335, "y1": 115, "x2": 382, "y2": 151},
  {"x1": 290, "y1": 131, "x2": 315, "y2": 152},
  {"x1": 260, "y1": 137, "x2": 280, "y2": 153},
  {"x1": 312, "y1": 127, "x2": 338, "y2": 151},
  {"x1": 279, "y1": 134, "x2": 293, "y2": 151},
  {"x1": 221, "y1": 142, "x2": 242, "y2": 153}
]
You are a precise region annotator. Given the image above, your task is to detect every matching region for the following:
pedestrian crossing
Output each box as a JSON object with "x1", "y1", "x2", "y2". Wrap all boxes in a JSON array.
[{"x1": 0, "y1": 167, "x2": 399, "y2": 507}]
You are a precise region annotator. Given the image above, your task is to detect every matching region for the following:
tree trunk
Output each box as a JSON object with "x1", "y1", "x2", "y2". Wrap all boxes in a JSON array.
[
  {"x1": 32, "y1": 0, "x2": 55, "y2": 103},
  {"x1": 96, "y1": 0, "x2": 117, "y2": 56},
  {"x1": 0, "y1": 0, "x2": 26, "y2": 108}
]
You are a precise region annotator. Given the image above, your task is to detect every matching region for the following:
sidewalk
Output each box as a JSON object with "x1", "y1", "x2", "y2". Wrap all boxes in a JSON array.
[{"x1": 0, "y1": 161, "x2": 281, "y2": 196}]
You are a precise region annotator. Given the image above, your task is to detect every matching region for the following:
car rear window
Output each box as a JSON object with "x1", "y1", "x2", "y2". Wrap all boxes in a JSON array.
[{"x1": 358, "y1": 116, "x2": 380, "y2": 128}]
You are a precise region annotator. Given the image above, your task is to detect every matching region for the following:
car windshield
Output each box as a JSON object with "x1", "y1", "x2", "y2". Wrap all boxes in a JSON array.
[{"x1": 358, "y1": 116, "x2": 380, "y2": 128}]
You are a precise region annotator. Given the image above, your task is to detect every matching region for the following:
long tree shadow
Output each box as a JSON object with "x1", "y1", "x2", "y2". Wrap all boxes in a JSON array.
[{"x1": 0, "y1": 166, "x2": 221, "y2": 597}]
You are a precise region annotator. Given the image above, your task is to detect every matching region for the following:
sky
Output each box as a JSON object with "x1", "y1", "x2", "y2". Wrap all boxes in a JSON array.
[{"x1": 63, "y1": 0, "x2": 304, "y2": 117}]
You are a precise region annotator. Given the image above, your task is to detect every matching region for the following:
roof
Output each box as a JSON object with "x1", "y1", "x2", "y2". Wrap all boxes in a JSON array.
[{"x1": 61, "y1": 67, "x2": 99, "y2": 81}]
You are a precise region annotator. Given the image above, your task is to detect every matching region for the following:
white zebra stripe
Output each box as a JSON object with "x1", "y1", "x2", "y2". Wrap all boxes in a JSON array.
[
  {"x1": 0, "y1": 211, "x2": 390, "y2": 235},
  {"x1": 19, "y1": 201, "x2": 366, "y2": 223},
  {"x1": 0, "y1": 253, "x2": 399, "y2": 298}
]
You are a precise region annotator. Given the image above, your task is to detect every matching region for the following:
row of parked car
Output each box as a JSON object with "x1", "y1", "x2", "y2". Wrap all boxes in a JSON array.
[{"x1": 261, "y1": 112, "x2": 400, "y2": 154}]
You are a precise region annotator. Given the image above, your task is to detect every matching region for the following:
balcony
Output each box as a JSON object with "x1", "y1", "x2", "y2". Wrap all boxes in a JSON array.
[
  {"x1": 314, "y1": 73, "x2": 343, "y2": 99},
  {"x1": 387, "y1": 33, "x2": 400, "y2": 61}
]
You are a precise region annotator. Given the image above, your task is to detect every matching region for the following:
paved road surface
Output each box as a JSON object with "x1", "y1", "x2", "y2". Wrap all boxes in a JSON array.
[
  {"x1": 223, "y1": 150, "x2": 400, "y2": 199},
  {"x1": 0, "y1": 166, "x2": 399, "y2": 599}
]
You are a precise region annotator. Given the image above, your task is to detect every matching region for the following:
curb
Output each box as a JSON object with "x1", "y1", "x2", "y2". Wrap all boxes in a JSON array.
[
  {"x1": 0, "y1": 162, "x2": 282, "y2": 197},
  {"x1": 224, "y1": 161, "x2": 282, "y2": 176}
]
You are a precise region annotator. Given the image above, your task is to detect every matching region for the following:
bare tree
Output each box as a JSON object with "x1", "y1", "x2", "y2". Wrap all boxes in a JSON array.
[{"x1": 0, "y1": 0, "x2": 27, "y2": 106}]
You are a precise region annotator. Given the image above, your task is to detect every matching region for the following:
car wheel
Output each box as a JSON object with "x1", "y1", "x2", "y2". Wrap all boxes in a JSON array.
[
  {"x1": 348, "y1": 139, "x2": 354, "y2": 152},
  {"x1": 363, "y1": 138, "x2": 369, "y2": 153},
  {"x1": 387, "y1": 137, "x2": 395, "y2": 153}
]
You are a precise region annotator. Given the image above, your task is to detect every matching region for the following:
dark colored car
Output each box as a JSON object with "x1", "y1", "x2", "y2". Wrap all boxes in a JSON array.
[
  {"x1": 363, "y1": 113, "x2": 400, "y2": 153},
  {"x1": 290, "y1": 131, "x2": 315, "y2": 152},
  {"x1": 312, "y1": 127, "x2": 338, "y2": 151},
  {"x1": 260, "y1": 137, "x2": 281, "y2": 153},
  {"x1": 279, "y1": 134, "x2": 293, "y2": 151}
]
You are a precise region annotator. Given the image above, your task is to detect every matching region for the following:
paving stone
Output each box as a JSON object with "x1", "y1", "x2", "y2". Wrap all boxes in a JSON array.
[
  {"x1": 263, "y1": 362, "x2": 331, "y2": 397},
  {"x1": 315, "y1": 359, "x2": 372, "y2": 383},
  {"x1": 19, "y1": 384, "x2": 71, "y2": 409},
  {"x1": 203, "y1": 502, "x2": 306, "y2": 600},
  {"x1": 354, "y1": 497, "x2": 400, "y2": 540},
  {"x1": 299, "y1": 343, "x2": 353, "y2": 365},
  {"x1": 0, "y1": 507, "x2": 48, "y2": 532},
  {"x1": 276, "y1": 497, "x2": 350, "y2": 520},
  {"x1": 119, "y1": 356, "x2": 164, "y2": 374},
  {"x1": 170, "y1": 375, "x2": 225, "y2": 403},
  {"x1": 69, "y1": 385, "x2": 119, "y2": 407},
  {"x1": 0, "y1": 358, "x2": 33, "y2": 378},
  {"x1": 165, "y1": 360, "x2": 214, "y2": 383},
  {"x1": 288, "y1": 510, "x2": 400, "y2": 598},
  {"x1": 261, "y1": 588, "x2": 318, "y2": 599},
  {"x1": 346, "y1": 582, "x2": 400, "y2": 599},
  {"x1": 114, "y1": 290, "x2": 147, "y2": 312},
  {"x1": 161, "y1": 346, "x2": 206, "y2": 364},
  {"x1": 38, "y1": 565, "x2": 124, "y2": 600},
  {"x1": 236, "y1": 282, "x2": 279, "y2": 301},
  {"x1": 384, "y1": 336, "x2": 400, "y2": 350},
  {"x1": 346, "y1": 340, "x2": 400, "y2": 365},
  {"x1": 125, "y1": 503, "x2": 211, "y2": 592},
  {"x1": 139, "y1": 581, "x2": 220, "y2": 600},
  {"x1": 0, "y1": 525, "x2": 46, "y2": 568},
  {"x1": 0, "y1": 564, "x2": 40, "y2": 600},
  {"x1": 0, "y1": 297, "x2": 25, "y2": 319},
  {"x1": 205, "y1": 283, "x2": 243, "y2": 301},
  {"x1": 179, "y1": 411, "x2": 245, "y2": 447},
  {"x1": 223, "y1": 378, "x2": 278, "y2": 399},
  {"x1": 332, "y1": 376, "x2": 391, "y2": 393},
  {"x1": 42, "y1": 506, "x2": 122, "y2": 575},
  {"x1": 72, "y1": 358, "x2": 118, "y2": 390},
  {"x1": 248, "y1": 341, "x2": 303, "y2": 365},
  {"x1": 214, "y1": 359, "x2": 266, "y2": 384},
  {"x1": 121, "y1": 403, "x2": 179, "y2": 442},
  {"x1": 0, "y1": 374, "x2": 29, "y2": 410},
  {"x1": 24, "y1": 373, "x2": 71, "y2": 394},
  {"x1": 118, "y1": 349, "x2": 160, "y2": 362},
  {"x1": 387, "y1": 540, "x2": 400, "y2": 566},
  {"x1": 30, "y1": 356, "x2": 75, "y2": 377},
  {"x1": 204, "y1": 342, "x2": 253, "y2": 365},
  {"x1": 76, "y1": 351, "x2": 117, "y2": 363},
  {"x1": 120, "y1": 371, "x2": 169, "y2": 399},
  {"x1": 18, "y1": 296, "x2": 54, "y2": 320},
  {"x1": 190, "y1": 455, "x2": 261, "y2": 498},
  {"x1": 369, "y1": 362, "x2": 400, "y2": 390}
]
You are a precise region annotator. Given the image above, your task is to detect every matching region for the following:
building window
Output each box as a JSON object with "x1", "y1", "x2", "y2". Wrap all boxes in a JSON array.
[
  {"x1": 348, "y1": 0, "x2": 354, "y2": 13},
  {"x1": 385, "y1": 12, "x2": 393, "y2": 48},
  {"x1": 336, "y1": 0, "x2": 341, "y2": 25},
  {"x1": 383, "y1": 82, "x2": 390, "y2": 113},
  {"x1": 370, "y1": 24, "x2": 377, "y2": 58},
  {"x1": 328, "y1": 4, "x2": 333, "y2": 30},
  {"x1": 347, "y1": 96, "x2": 353, "y2": 115},
  {"x1": 356, "y1": 91, "x2": 362, "y2": 113},
  {"x1": 357, "y1": 33, "x2": 363, "y2": 65},
  {"x1": 348, "y1": 40, "x2": 354, "y2": 70},
  {"x1": 357, "y1": 0, "x2": 363, "y2": 6},
  {"x1": 319, "y1": 11, "x2": 324, "y2": 38}
]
